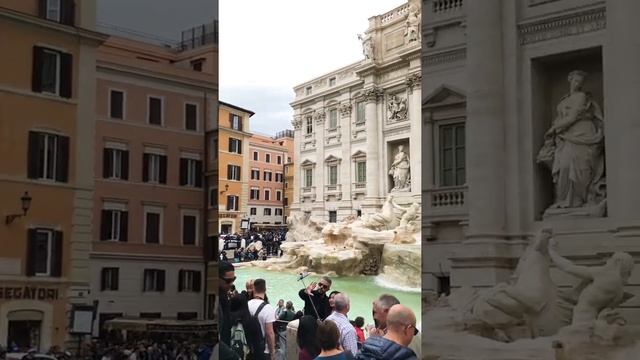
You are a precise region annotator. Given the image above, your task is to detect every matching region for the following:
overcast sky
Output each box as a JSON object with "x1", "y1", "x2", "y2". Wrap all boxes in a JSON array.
[
  {"x1": 220, "y1": 0, "x2": 405, "y2": 135},
  {"x1": 97, "y1": 0, "x2": 218, "y2": 42}
]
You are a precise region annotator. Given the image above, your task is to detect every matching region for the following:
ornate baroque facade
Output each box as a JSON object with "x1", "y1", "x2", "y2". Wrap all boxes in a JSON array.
[
  {"x1": 421, "y1": 0, "x2": 640, "y2": 323},
  {"x1": 291, "y1": 0, "x2": 422, "y2": 221}
]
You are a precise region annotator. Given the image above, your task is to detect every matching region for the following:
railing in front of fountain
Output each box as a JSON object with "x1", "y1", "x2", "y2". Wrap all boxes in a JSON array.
[{"x1": 427, "y1": 186, "x2": 468, "y2": 217}]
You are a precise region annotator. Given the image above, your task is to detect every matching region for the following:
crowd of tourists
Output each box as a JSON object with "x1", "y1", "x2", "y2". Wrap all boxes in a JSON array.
[
  {"x1": 220, "y1": 230, "x2": 287, "y2": 263},
  {"x1": 0, "y1": 338, "x2": 213, "y2": 360},
  {"x1": 217, "y1": 261, "x2": 418, "y2": 360}
]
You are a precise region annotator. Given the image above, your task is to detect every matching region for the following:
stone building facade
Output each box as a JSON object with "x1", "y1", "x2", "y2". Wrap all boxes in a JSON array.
[
  {"x1": 291, "y1": 0, "x2": 422, "y2": 221},
  {"x1": 421, "y1": 0, "x2": 640, "y2": 323}
]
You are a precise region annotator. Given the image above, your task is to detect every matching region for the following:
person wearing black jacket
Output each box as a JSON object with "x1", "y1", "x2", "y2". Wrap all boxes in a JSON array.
[
  {"x1": 219, "y1": 261, "x2": 237, "y2": 346},
  {"x1": 298, "y1": 276, "x2": 332, "y2": 320}
]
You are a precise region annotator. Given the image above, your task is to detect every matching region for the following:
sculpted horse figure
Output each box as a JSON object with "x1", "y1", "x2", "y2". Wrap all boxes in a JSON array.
[{"x1": 464, "y1": 229, "x2": 570, "y2": 341}]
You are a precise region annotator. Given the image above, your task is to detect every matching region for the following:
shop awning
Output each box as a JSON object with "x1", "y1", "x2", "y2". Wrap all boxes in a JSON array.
[{"x1": 104, "y1": 318, "x2": 216, "y2": 333}]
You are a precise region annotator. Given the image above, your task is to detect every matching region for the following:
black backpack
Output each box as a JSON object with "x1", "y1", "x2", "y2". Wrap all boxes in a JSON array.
[{"x1": 246, "y1": 301, "x2": 267, "y2": 360}]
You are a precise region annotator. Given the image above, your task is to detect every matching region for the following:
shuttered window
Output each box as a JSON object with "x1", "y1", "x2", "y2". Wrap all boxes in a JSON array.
[
  {"x1": 39, "y1": 0, "x2": 75, "y2": 25},
  {"x1": 180, "y1": 158, "x2": 202, "y2": 187},
  {"x1": 143, "y1": 269, "x2": 165, "y2": 292},
  {"x1": 185, "y1": 103, "x2": 198, "y2": 130},
  {"x1": 143, "y1": 153, "x2": 167, "y2": 184},
  {"x1": 32, "y1": 46, "x2": 72, "y2": 98},
  {"x1": 145, "y1": 211, "x2": 161, "y2": 244},
  {"x1": 101, "y1": 268, "x2": 119, "y2": 291},
  {"x1": 148, "y1": 97, "x2": 163, "y2": 125},
  {"x1": 103, "y1": 148, "x2": 129, "y2": 180},
  {"x1": 178, "y1": 270, "x2": 202, "y2": 292},
  {"x1": 100, "y1": 209, "x2": 128, "y2": 242},
  {"x1": 26, "y1": 229, "x2": 62, "y2": 278},
  {"x1": 27, "y1": 131, "x2": 69, "y2": 182},
  {"x1": 109, "y1": 90, "x2": 124, "y2": 119},
  {"x1": 182, "y1": 214, "x2": 197, "y2": 246}
]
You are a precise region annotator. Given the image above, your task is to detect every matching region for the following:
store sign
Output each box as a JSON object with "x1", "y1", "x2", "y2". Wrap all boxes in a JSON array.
[{"x1": 0, "y1": 287, "x2": 59, "y2": 301}]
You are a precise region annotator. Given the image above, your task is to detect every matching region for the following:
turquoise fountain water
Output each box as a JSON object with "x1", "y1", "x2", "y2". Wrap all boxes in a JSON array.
[{"x1": 234, "y1": 266, "x2": 421, "y2": 329}]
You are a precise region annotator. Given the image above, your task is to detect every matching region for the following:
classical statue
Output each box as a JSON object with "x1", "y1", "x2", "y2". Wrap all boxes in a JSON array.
[
  {"x1": 537, "y1": 70, "x2": 606, "y2": 215},
  {"x1": 404, "y1": 2, "x2": 421, "y2": 43},
  {"x1": 548, "y1": 238, "x2": 634, "y2": 326},
  {"x1": 389, "y1": 145, "x2": 411, "y2": 191},
  {"x1": 465, "y1": 229, "x2": 566, "y2": 340},
  {"x1": 387, "y1": 95, "x2": 408, "y2": 122},
  {"x1": 357, "y1": 32, "x2": 374, "y2": 61}
]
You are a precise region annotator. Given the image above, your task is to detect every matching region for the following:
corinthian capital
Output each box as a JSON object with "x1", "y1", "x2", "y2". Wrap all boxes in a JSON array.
[
  {"x1": 405, "y1": 73, "x2": 422, "y2": 94},
  {"x1": 363, "y1": 86, "x2": 385, "y2": 103},
  {"x1": 313, "y1": 110, "x2": 326, "y2": 124}
]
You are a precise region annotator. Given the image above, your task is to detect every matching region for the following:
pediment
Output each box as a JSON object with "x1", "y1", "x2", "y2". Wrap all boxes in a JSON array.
[
  {"x1": 351, "y1": 150, "x2": 367, "y2": 159},
  {"x1": 324, "y1": 155, "x2": 341, "y2": 163},
  {"x1": 423, "y1": 85, "x2": 466, "y2": 109},
  {"x1": 300, "y1": 159, "x2": 316, "y2": 167}
]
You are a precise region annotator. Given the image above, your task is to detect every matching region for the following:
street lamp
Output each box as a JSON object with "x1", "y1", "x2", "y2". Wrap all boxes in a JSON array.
[
  {"x1": 5, "y1": 191, "x2": 32, "y2": 225},
  {"x1": 220, "y1": 184, "x2": 229, "y2": 194}
]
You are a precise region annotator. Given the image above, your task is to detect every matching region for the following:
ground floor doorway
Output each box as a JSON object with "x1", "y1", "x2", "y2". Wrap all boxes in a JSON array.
[{"x1": 7, "y1": 319, "x2": 41, "y2": 351}]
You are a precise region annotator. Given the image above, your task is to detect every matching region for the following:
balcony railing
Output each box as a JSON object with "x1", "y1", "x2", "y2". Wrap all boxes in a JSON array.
[
  {"x1": 325, "y1": 184, "x2": 342, "y2": 193},
  {"x1": 425, "y1": 0, "x2": 465, "y2": 24},
  {"x1": 426, "y1": 186, "x2": 468, "y2": 217}
]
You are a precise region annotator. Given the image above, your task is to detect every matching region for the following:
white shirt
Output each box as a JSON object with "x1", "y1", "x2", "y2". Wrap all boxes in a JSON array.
[{"x1": 248, "y1": 298, "x2": 276, "y2": 354}]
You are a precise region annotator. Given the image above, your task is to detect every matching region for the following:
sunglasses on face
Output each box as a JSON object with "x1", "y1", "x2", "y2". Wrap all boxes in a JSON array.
[
  {"x1": 221, "y1": 276, "x2": 236, "y2": 284},
  {"x1": 318, "y1": 283, "x2": 330, "y2": 289}
]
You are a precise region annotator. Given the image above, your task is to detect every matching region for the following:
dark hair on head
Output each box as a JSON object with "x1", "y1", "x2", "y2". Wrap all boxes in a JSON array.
[
  {"x1": 316, "y1": 320, "x2": 341, "y2": 351},
  {"x1": 296, "y1": 316, "x2": 320, "y2": 357},
  {"x1": 294, "y1": 311, "x2": 304, "y2": 320},
  {"x1": 320, "y1": 276, "x2": 332, "y2": 285},
  {"x1": 253, "y1": 279, "x2": 266, "y2": 293},
  {"x1": 219, "y1": 261, "x2": 234, "y2": 278},
  {"x1": 355, "y1": 316, "x2": 365, "y2": 328},
  {"x1": 329, "y1": 291, "x2": 340, "y2": 298}
]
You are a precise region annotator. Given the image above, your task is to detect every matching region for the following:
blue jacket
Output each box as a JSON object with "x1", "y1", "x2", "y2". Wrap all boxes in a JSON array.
[{"x1": 355, "y1": 336, "x2": 417, "y2": 360}]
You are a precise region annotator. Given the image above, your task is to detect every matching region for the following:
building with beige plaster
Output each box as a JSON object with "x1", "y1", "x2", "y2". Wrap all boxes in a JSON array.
[{"x1": 0, "y1": 0, "x2": 106, "y2": 350}]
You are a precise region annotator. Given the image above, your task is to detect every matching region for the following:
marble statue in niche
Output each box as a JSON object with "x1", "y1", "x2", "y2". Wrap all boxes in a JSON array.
[
  {"x1": 389, "y1": 145, "x2": 411, "y2": 191},
  {"x1": 536, "y1": 70, "x2": 606, "y2": 217},
  {"x1": 387, "y1": 94, "x2": 408, "y2": 122},
  {"x1": 358, "y1": 32, "x2": 374, "y2": 61}
]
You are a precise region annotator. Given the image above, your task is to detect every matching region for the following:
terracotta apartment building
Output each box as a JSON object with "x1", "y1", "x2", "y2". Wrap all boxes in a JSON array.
[
  {"x1": 218, "y1": 102, "x2": 253, "y2": 235},
  {"x1": 0, "y1": 0, "x2": 107, "y2": 350},
  {"x1": 247, "y1": 131, "x2": 294, "y2": 228},
  {"x1": 89, "y1": 24, "x2": 217, "y2": 334}
]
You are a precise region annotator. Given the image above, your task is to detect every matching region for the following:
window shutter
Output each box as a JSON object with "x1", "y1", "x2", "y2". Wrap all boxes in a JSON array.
[
  {"x1": 238, "y1": 140, "x2": 242, "y2": 154},
  {"x1": 51, "y1": 231, "x2": 63, "y2": 277},
  {"x1": 32, "y1": 46, "x2": 44, "y2": 93},
  {"x1": 26, "y1": 229, "x2": 37, "y2": 276},
  {"x1": 59, "y1": 53, "x2": 72, "y2": 98},
  {"x1": 113, "y1": 268, "x2": 119, "y2": 290},
  {"x1": 103, "y1": 149, "x2": 111, "y2": 178},
  {"x1": 179, "y1": 158, "x2": 187, "y2": 186},
  {"x1": 120, "y1": 211, "x2": 128, "y2": 242},
  {"x1": 228, "y1": 139, "x2": 233, "y2": 152},
  {"x1": 239, "y1": 117, "x2": 243, "y2": 131},
  {"x1": 61, "y1": 0, "x2": 75, "y2": 26},
  {"x1": 178, "y1": 269, "x2": 184, "y2": 292},
  {"x1": 38, "y1": 0, "x2": 47, "y2": 18},
  {"x1": 229, "y1": 113, "x2": 233, "y2": 127},
  {"x1": 100, "y1": 268, "x2": 107, "y2": 291},
  {"x1": 159, "y1": 155, "x2": 167, "y2": 184},
  {"x1": 158, "y1": 270, "x2": 166, "y2": 291},
  {"x1": 142, "y1": 153, "x2": 149, "y2": 182},
  {"x1": 56, "y1": 135, "x2": 69, "y2": 182},
  {"x1": 195, "y1": 160, "x2": 202, "y2": 187},
  {"x1": 227, "y1": 164, "x2": 232, "y2": 180},
  {"x1": 100, "y1": 210, "x2": 110, "y2": 241},
  {"x1": 226, "y1": 195, "x2": 232, "y2": 211},
  {"x1": 234, "y1": 196, "x2": 239, "y2": 211},
  {"x1": 27, "y1": 132, "x2": 40, "y2": 179},
  {"x1": 122, "y1": 150, "x2": 129, "y2": 180},
  {"x1": 143, "y1": 269, "x2": 149, "y2": 291},
  {"x1": 194, "y1": 271, "x2": 202, "y2": 292}
]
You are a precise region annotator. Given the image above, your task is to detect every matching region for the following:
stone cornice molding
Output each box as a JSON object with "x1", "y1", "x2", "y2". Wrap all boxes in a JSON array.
[
  {"x1": 518, "y1": 6, "x2": 606, "y2": 45},
  {"x1": 423, "y1": 47, "x2": 466, "y2": 67},
  {"x1": 363, "y1": 86, "x2": 385, "y2": 103}
]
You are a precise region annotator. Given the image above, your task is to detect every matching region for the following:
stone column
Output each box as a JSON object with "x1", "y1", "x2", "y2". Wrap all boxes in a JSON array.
[
  {"x1": 290, "y1": 116, "x2": 303, "y2": 213},
  {"x1": 450, "y1": 0, "x2": 512, "y2": 289},
  {"x1": 464, "y1": 0, "x2": 506, "y2": 241},
  {"x1": 406, "y1": 73, "x2": 422, "y2": 200},
  {"x1": 339, "y1": 101, "x2": 353, "y2": 217},
  {"x1": 313, "y1": 110, "x2": 326, "y2": 219},
  {"x1": 605, "y1": 0, "x2": 640, "y2": 239},
  {"x1": 363, "y1": 87, "x2": 384, "y2": 211}
]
